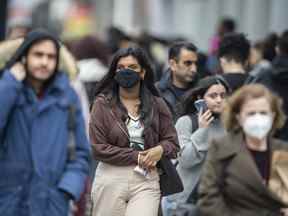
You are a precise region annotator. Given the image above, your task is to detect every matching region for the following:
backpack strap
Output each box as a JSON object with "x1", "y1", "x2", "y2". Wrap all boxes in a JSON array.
[
  {"x1": 67, "y1": 105, "x2": 76, "y2": 161},
  {"x1": 0, "y1": 106, "x2": 15, "y2": 159},
  {"x1": 185, "y1": 115, "x2": 231, "y2": 204},
  {"x1": 186, "y1": 113, "x2": 200, "y2": 203},
  {"x1": 188, "y1": 113, "x2": 199, "y2": 134},
  {"x1": 244, "y1": 74, "x2": 256, "y2": 85}
]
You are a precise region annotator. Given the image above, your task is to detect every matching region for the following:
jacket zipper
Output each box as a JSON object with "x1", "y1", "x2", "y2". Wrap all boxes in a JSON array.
[{"x1": 109, "y1": 106, "x2": 154, "y2": 150}]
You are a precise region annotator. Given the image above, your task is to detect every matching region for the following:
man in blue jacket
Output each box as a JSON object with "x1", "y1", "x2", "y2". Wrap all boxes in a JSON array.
[{"x1": 0, "y1": 29, "x2": 91, "y2": 216}]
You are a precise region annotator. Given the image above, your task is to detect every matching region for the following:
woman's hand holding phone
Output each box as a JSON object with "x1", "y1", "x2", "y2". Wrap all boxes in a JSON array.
[
  {"x1": 198, "y1": 109, "x2": 214, "y2": 128},
  {"x1": 10, "y1": 62, "x2": 26, "y2": 81},
  {"x1": 138, "y1": 145, "x2": 163, "y2": 171},
  {"x1": 194, "y1": 99, "x2": 214, "y2": 128}
]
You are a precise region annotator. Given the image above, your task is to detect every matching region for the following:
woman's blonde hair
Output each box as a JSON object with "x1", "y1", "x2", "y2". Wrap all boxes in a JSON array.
[{"x1": 222, "y1": 84, "x2": 286, "y2": 132}]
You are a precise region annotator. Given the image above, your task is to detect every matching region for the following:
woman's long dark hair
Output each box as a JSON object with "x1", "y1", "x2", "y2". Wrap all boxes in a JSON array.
[
  {"x1": 93, "y1": 46, "x2": 160, "y2": 126},
  {"x1": 93, "y1": 46, "x2": 159, "y2": 98},
  {"x1": 176, "y1": 76, "x2": 230, "y2": 118}
]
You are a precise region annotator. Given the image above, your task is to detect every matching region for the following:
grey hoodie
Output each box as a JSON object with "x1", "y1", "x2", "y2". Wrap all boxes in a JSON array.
[{"x1": 166, "y1": 115, "x2": 225, "y2": 205}]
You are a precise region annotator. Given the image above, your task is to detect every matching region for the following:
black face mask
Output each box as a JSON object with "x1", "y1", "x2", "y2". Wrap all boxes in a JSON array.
[{"x1": 114, "y1": 68, "x2": 141, "y2": 88}]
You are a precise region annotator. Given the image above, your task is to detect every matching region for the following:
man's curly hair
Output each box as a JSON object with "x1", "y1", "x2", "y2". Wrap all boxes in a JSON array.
[{"x1": 218, "y1": 33, "x2": 250, "y2": 65}]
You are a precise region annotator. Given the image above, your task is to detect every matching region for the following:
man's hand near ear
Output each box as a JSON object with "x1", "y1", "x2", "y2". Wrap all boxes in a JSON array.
[{"x1": 10, "y1": 62, "x2": 26, "y2": 81}]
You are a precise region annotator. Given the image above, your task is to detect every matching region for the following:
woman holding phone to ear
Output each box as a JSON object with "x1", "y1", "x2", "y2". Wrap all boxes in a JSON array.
[
  {"x1": 162, "y1": 76, "x2": 230, "y2": 216},
  {"x1": 198, "y1": 84, "x2": 288, "y2": 216}
]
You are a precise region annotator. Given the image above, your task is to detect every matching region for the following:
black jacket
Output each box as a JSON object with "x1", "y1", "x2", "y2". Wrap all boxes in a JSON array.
[
  {"x1": 156, "y1": 69, "x2": 197, "y2": 120},
  {"x1": 270, "y1": 56, "x2": 288, "y2": 141},
  {"x1": 257, "y1": 56, "x2": 288, "y2": 141}
]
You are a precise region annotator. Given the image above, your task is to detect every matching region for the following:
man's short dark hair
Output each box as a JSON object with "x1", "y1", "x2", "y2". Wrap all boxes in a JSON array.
[
  {"x1": 168, "y1": 42, "x2": 197, "y2": 60},
  {"x1": 218, "y1": 33, "x2": 250, "y2": 65},
  {"x1": 221, "y1": 18, "x2": 236, "y2": 33},
  {"x1": 278, "y1": 30, "x2": 288, "y2": 56}
]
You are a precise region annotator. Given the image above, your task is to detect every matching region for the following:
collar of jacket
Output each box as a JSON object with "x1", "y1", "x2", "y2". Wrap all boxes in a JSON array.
[
  {"x1": 215, "y1": 132, "x2": 266, "y2": 160},
  {"x1": 21, "y1": 72, "x2": 70, "y2": 105},
  {"x1": 214, "y1": 132, "x2": 242, "y2": 160},
  {"x1": 101, "y1": 88, "x2": 156, "y2": 128},
  {"x1": 157, "y1": 68, "x2": 173, "y2": 91},
  {"x1": 45, "y1": 72, "x2": 70, "y2": 94},
  {"x1": 104, "y1": 83, "x2": 155, "y2": 109},
  {"x1": 214, "y1": 132, "x2": 284, "y2": 160},
  {"x1": 97, "y1": 92, "x2": 129, "y2": 126}
]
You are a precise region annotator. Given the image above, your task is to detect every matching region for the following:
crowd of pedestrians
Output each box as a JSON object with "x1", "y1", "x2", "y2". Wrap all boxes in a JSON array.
[{"x1": 1, "y1": 20, "x2": 288, "y2": 216}]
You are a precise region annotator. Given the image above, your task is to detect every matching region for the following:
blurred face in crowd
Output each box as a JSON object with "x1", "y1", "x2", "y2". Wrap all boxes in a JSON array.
[
  {"x1": 237, "y1": 97, "x2": 275, "y2": 140},
  {"x1": 116, "y1": 55, "x2": 145, "y2": 80},
  {"x1": 249, "y1": 47, "x2": 262, "y2": 67},
  {"x1": 237, "y1": 97, "x2": 273, "y2": 126},
  {"x1": 203, "y1": 84, "x2": 227, "y2": 114},
  {"x1": 170, "y1": 48, "x2": 198, "y2": 86},
  {"x1": 26, "y1": 39, "x2": 57, "y2": 82}
]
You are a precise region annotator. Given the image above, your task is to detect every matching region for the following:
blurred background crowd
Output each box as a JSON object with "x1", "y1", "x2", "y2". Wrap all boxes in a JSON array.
[
  {"x1": 1, "y1": 0, "x2": 288, "y2": 103},
  {"x1": 1, "y1": 0, "x2": 288, "y2": 215},
  {"x1": 0, "y1": 0, "x2": 287, "y2": 63}
]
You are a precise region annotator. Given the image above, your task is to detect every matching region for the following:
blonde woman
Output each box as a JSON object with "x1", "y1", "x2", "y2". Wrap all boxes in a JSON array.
[{"x1": 198, "y1": 84, "x2": 288, "y2": 216}]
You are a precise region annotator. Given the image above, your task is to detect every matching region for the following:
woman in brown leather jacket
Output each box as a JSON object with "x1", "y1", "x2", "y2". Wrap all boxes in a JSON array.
[{"x1": 89, "y1": 46, "x2": 180, "y2": 216}]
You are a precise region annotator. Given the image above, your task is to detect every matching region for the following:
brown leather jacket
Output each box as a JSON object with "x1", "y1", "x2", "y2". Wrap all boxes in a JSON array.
[{"x1": 89, "y1": 94, "x2": 180, "y2": 166}]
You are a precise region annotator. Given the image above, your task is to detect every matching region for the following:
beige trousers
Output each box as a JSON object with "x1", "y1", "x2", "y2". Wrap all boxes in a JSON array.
[{"x1": 91, "y1": 162, "x2": 161, "y2": 216}]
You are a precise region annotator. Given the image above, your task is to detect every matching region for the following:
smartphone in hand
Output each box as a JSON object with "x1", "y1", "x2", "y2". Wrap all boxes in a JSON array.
[{"x1": 194, "y1": 99, "x2": 208, "y2": 113}]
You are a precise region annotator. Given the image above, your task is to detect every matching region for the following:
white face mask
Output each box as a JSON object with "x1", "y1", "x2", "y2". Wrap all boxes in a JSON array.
[{"x1": 242, "y1": 114, "x2": 273, "y2": 140}]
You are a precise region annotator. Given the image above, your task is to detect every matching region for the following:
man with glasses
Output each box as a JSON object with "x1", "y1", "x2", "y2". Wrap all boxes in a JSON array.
[{"x1": 156, "y1": 42, "x2": 199, "y2": 120}]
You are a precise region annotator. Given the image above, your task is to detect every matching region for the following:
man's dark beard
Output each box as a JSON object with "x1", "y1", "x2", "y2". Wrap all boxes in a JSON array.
[{"x1": 24, "y1": 61, "x2": 55, "y2": 85}]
